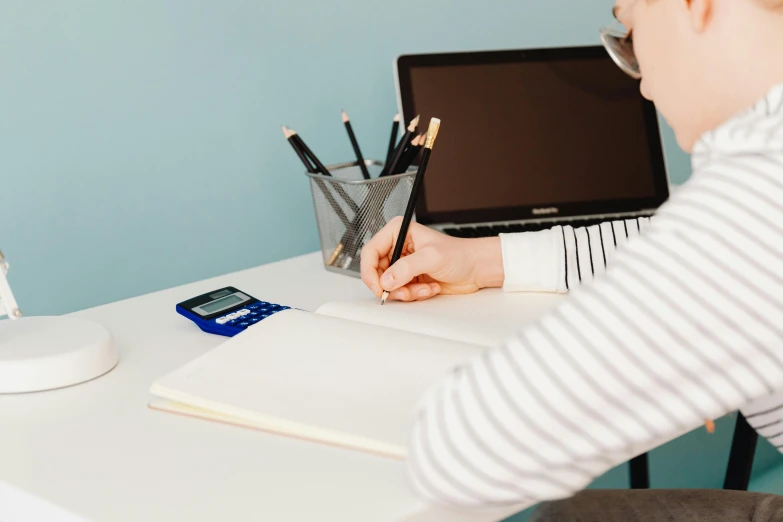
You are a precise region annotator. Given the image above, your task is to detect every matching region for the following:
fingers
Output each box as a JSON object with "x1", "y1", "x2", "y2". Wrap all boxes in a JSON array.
[
  {"x1": 361, "y1": 219, "x2": 441, "y2": 297},
  {"x1": 379, "y1": 247, "x2": 444, "y2": 292},
  {"x1": 387, "y1": 282, "x2": 442, "y2": 302},
  {"x1": 360, "y1": 217, "x2": 404, "y2": 296}
]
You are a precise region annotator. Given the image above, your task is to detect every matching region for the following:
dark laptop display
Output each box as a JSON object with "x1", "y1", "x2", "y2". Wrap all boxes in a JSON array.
[{"x1": 395, "y1": 47, "x2": 669, "y2": 232}]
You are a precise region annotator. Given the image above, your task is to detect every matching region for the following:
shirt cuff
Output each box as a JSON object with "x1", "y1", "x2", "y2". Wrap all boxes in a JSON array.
[{"x1": 500, "y1": 229, "x2": 565, "y2": 293}]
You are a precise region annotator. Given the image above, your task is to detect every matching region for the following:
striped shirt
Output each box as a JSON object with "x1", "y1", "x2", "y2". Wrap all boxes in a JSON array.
[{"x1": 407, "y1": 83, "x2": 783, "y2": 509}]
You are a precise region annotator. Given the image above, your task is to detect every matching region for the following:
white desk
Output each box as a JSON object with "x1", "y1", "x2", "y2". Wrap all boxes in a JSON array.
[{"x1": 0, "y1": 253, "x2": 547, "y2": 522}]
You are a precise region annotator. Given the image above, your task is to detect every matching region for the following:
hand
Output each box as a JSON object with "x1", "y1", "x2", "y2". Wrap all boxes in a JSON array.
[{"x1": 360, "y1": 217, "x2": 505, "y2": 302}]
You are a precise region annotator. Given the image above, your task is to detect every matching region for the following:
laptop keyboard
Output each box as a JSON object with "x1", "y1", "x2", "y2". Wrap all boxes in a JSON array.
[{"x1": 442, "y1": 218, "x2": 629, "y2": 238}]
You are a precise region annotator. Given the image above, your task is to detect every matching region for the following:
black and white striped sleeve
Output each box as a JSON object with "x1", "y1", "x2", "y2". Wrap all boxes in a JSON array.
[
  {"x1": 406, "y1": 156, "x2": 783, "y2": 509},
  {"x1": 499, "y1": 217, "x2": 653, "y2": 293}
]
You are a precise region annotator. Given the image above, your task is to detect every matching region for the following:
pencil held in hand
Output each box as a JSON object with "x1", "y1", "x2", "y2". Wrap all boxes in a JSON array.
[{"x1": 381, "y1": 117, "x2": 441, "y2": 305}]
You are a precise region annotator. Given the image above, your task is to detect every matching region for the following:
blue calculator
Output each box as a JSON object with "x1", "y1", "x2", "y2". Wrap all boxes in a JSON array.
[{"x1": 176, "y1": 286, "x2": 290, "y2": 337}]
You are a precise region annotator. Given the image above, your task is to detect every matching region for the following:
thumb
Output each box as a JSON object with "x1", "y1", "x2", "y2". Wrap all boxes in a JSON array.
[{"x1": 380, "y1": 248, "x2": 442, "y2": 292}]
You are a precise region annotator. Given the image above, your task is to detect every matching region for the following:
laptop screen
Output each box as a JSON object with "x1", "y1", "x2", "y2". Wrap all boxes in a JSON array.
[{"x1": 396, "y1": 47, "x2": 669, "y2": 224}]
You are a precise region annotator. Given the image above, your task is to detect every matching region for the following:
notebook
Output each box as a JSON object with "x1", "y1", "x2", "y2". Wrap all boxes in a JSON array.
[
  {"x1": 0, "y1": 482, "x2": 91, "y2": 522},
  {"x1": 149, "y1": 290, "x2": 561, "y2": 459}
]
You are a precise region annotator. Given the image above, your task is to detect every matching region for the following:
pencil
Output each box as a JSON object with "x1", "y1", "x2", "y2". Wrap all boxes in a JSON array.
[
  {"x1": 342, "y1": 110, "x2": 371, "y2": 180},
  {"x1": 340, "y1": 131, "x2": 422, "y2": 263},
  {"x1": 290, "y1": 130, "x2": 332, "y2": 178},
  {"x1": 385, "y1": 113, "x2": 401, "y2": 166},
  {"x1": 381, "y1": 117, "x2": 441, "y2": 305},
  {"x1": 289, "y1": 128, "x2": 360, "y2": 214},
  {"x1": 283, "y1": 126, "x2": 354, "y2": 264},
  {"x1": 410, "y1": 132, "x2": 426, "y2": 166},
  {"x1": 392, "y1": 134, "x2": 418, "y2": 175},
  {"x1": 282, "y1": 125, "x2": 316, "y2": 173},
  {"x1": 381, "y1": 115, "x2": 419, "y2": 178},
  {"x1": 395, "y1": 133, "x2": 425, "y2": 174}
]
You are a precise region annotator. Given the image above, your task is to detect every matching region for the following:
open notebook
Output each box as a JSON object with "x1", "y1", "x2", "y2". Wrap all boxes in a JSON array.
[{"x1": 149, "y1": 290, "x2": 562, "y2": 459}]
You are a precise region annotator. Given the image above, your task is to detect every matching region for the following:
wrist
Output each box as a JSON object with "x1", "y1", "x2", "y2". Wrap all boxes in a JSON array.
[{"x1": 471, "y1": 236, "x2": 505, "y2": 289}]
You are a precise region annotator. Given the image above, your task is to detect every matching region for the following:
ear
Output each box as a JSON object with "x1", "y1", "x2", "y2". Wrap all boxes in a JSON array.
[{"x1": 685, "y1": 0, "x2": 713, "y2": 32}]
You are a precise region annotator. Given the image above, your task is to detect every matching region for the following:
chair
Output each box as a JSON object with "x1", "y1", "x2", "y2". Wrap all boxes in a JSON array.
[{"x1": 629, "y1": 413, "x2": 758, "y2": 490}]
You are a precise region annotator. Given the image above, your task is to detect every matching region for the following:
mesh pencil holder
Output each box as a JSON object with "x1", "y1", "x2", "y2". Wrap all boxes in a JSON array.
[{"x1": 307, "y1": 160, "x2": 415, "y2": 277}]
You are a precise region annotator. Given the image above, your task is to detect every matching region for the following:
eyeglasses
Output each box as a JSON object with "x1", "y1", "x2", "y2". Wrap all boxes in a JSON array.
[{"x1": 600, "y1": 23, "x2": 641, "y2": 80}]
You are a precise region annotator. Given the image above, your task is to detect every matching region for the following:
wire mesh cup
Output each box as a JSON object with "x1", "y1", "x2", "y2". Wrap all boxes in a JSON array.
[{"x1": 307, "y1": 160, "x2": 415, "y2": 277}]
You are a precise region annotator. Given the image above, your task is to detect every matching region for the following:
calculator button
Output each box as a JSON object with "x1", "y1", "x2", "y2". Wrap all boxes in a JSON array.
[
  {"x1": 249, "y1": 311, "x2": 259, "y2": 317},
  {"x1": 248, "y1": 304, "x2": 260, "y2": 310},
  {"x1": 249, "y1": 317, "x2": 261, "y2": 324},
  {"x1": 216, "y1": 317, "x2": 230, "y2": 325},
  {"x1": 238, "y1": 309, "x2": 251, "y2": 316},
  {"x1": 238, "y1": 322, "x2": 251, "y2": 329},
  {"x1": 227, "y1": 313, "x2": 240, "y2": 320}
]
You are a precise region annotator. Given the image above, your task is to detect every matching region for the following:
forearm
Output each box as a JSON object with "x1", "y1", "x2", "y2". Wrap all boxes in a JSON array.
[
  {"x1": 500, "y1": 217, "x2": 652, "y2": 293},
  {"x1": 472, "y1": 236, "x2": 505, "y2": 289}
]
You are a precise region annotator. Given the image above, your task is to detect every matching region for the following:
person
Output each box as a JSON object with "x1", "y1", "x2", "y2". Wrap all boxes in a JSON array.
[{"x1": 360, "y1": 0, "x2": 783, "y2": 520}]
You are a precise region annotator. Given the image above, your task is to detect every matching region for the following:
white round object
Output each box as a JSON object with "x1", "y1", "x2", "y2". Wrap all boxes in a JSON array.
[{"x1": 0, "y1": 316, "x2": 118, "y2": 394}]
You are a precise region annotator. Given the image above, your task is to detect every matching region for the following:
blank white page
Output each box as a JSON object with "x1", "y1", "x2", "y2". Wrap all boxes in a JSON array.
[
  {"x1": 0, "y1": 482, "x2": 90, "y2": 522},
  {"x1": 150, "y1": 310, "x2": 484, "y2": 458},
  {"x1": 317, "y1": 289, "x2": 563, "y2": 347}
]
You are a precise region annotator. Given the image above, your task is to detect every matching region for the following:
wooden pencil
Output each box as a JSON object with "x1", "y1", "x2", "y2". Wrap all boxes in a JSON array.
[
  {"x1": 395, "y1": 133, "x2": 425, "y2": 174},
  {"x1": 385, "y1": 113, "x2": 401, "y2": 167},
  {"x1": 282, "y1": 125, "x2": 316, "y2": 173},
  {"x1": 381, "y1": 117, "x2": 441, "y2": 304},
  {"x1": 342, "y1": 110, "x2": 371, "y2": 180},
  {"x1": 283, "y1": 126, "x2": 351, "y2": 222},
  {"x1": 380, "y1": 115, "x2": 419, "y2": 178},
  {"x1": 289, "y1": 128, "x2": 360, "y2": 214}
]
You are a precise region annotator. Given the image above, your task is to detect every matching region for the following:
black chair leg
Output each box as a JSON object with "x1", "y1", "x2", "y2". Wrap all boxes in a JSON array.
[
  {"x1": 630, "y1": 452, "x2": 650, "y2": 489},
  {"x1": 724, "y1": 413, "x2": 758, "y2": 491}
]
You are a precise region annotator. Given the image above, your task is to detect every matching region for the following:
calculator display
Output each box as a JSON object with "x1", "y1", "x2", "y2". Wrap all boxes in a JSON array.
[{"x1": 200, "y1": 294, "x2": 243, "y2": 313}]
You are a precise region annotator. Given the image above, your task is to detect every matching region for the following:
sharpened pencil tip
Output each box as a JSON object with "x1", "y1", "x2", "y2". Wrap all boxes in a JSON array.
[
  {"x1": 394, "y1": 113, "x2": 401, "y2": 122},
  {"x1": 408, "y1": 115, "x2": 420, "y2": 131},
  {"x1": 282, "y1": 126, "x2": 296, "y2": 139},
  {"x1": 381, "y1": 291, "x2": 389, "y2": 305},
  {"x1": 341, "y1": 110, "x2": 349, "y2": 123}
]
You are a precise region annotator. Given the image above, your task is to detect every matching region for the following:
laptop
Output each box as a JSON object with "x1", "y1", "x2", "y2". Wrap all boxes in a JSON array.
[{"x1": 394, "y1": 46, "x2": 669, "y2": 238}]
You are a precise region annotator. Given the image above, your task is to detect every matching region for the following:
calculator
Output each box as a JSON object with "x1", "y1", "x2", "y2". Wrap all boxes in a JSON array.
[{"x1": 176, "y1": 286, "x2": 290, "y2": 337}]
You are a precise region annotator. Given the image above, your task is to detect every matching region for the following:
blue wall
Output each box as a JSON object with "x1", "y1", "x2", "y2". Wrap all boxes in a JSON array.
[
  {"x1": 4, "y1": 2, "x2": 771, "y2": 519},
  {"x1": 0, "y1": 0, "x2": 691, "y2": 317}
]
